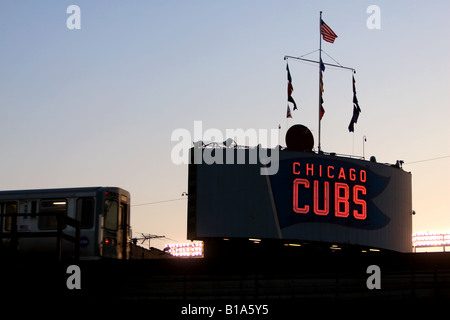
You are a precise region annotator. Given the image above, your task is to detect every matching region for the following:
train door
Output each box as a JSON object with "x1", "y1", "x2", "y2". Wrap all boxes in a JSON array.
[
  {"x1": 119, "y1": 203, "x2": 126, "y2": 259},
  {"x1": 102, "y1": 192, "x2": 130, "y2": 259},
  {"x1": 119, "y1": 197, "x2": 130, "y2": 259},
  {"x1": 117, "y1": 194, "x2": 130, "y2": 259},
  {"x1": 76, "y1": 198, "x2": 95, "y2": 257}
]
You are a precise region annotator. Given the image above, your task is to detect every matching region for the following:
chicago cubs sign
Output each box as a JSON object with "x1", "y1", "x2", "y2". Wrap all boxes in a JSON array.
[
  {"x1": 188, "y1": 147, "x2": 412, "y2": 252},
  {"x1": 269, "y1": 156, "x2": 391, "y2": 230}
]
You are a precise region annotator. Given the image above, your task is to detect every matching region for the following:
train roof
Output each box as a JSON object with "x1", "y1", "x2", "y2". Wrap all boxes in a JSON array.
[{"x1": 0, "y1": 186, "x2": 129, "y2": 200}]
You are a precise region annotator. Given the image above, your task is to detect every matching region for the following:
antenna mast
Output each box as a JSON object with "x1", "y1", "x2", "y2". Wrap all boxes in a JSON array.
[{"x1": 132, "y1": 233, "x2": 165, "y2": 249}]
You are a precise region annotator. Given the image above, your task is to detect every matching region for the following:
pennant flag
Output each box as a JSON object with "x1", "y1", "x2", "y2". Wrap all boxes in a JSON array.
[
  {"x1": 320, "y1": 58, "x2": 325, "y2": 72},
  {"x1": 286, "y1": 105, "x2": 292, "y2": 118},
  {"x1": 319, "y1": 59, "x2": 325, "y2": 120},
  {"x1": 321, "y1": 19, "x2": 338, "y2": 43},
  {"x1": 348, "y1": 74, "x2": 361, "y2": 132},
  {"x1": 320, "y1": 101, "x2": 325, "y2": 120},
  {"x1": 286, "y1": 63, "x2": 298, "y2": 110}
]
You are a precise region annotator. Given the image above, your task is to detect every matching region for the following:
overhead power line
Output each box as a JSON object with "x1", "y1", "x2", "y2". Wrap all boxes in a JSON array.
[
  {"x1": 131, "y1": 197, "x2": 186, "y2": 207},
  {"x1": 405, "y1": 155, "x2": 450, "y2": 165}
]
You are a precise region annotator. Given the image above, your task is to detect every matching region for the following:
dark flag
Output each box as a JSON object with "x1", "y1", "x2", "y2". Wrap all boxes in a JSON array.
[
  {"x1": 286, "y1": 105, "x2": 292, "y2": 118},
  {"x1": 320, "y1": 19, "x2": 338, "y2": 43},
  {"x1": 286, "y1": 63, "x2": 298, "y2": 110},
  {"x1": 348, "y1": 74, "x2": 361, "y2": 132},
  {"x1": 319, "y1": 59, "x2": 325, "y2": 120},
  {"x1": 320, "y1": 58, "x2": 325, "y2": 72}
]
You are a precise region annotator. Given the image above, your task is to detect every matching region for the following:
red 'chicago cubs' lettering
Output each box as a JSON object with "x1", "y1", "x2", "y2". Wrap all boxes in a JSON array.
[{"x1": 292, "y1": 162, "x2": 367, "y2": 220}]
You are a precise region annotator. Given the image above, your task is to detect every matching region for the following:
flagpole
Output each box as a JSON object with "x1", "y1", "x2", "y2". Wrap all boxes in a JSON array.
[
  {"x1": 318, "y1": 11, "x2": 323, "y2": 153},
  {"x1": 285, "y1": 15, "x2": 361, "y2": 142}
]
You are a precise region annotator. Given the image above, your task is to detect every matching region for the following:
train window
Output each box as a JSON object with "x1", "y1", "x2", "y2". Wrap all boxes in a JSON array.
[
  {"x1": 104, "y1": 200, "x2": 118, "y2": 231},
  {"x1": 77, "y1": 198, "x2": 94, "y2": 229},
  {"x1": 38, "y1": 199, "x2": 67, "y2": 230},
  {"x1": 2, "y1": 202, "x2": 17, "y2": 231}
]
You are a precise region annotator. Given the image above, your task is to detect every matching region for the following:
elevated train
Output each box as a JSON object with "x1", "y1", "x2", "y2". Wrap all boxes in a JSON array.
[{"x1": 0, "y1": 186, "x2": 130, "y2": 259}]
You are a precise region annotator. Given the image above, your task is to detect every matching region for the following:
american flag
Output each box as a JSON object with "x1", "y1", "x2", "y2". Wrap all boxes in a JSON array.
[{"x1": 321, "y1": 19, "x2": 338, "y2": 43}]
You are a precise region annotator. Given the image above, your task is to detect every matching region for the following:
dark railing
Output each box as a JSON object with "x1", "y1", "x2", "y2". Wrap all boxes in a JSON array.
[{"x1": 0, "y1": 212, "x2": 81, "y2": 261}]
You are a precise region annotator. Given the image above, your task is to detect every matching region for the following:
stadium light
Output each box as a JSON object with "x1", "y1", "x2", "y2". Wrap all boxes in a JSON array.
[
  {"x1": 165, "y1": 242, "x2": 204, "y2": 257},
  {"x1": 412, "y1": 232, "x2": 450, "y2": 252}
]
